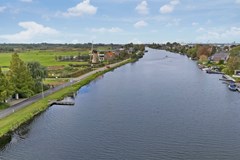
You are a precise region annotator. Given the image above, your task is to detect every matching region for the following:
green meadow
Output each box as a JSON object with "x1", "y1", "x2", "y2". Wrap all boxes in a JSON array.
[{"x1": 0, "y1": 50, "x2": 90, "y2": 67}]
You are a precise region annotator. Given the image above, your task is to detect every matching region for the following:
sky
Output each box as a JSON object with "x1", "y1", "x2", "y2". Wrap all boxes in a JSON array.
[{"x1": 0, "y1": 0, "x2": 240, "y2": 44}]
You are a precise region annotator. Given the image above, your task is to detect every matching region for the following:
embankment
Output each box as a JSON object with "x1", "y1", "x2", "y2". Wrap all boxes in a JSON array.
[{"x1": 0, "y1": 59, "x2": 134, "y2": 138}]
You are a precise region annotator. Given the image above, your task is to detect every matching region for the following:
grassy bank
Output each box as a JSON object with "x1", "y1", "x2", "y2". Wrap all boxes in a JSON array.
[{"x1": 0, "y1": 59, "x2": 133, "y2": 138}]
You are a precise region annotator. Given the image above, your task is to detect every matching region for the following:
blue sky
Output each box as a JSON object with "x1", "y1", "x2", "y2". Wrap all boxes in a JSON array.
[{"x1": 0, "y1": 0, "x2": 240, "y2": 44}]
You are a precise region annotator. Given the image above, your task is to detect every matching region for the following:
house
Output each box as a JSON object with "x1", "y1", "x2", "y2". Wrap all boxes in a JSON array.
[
  {"x1": 233, "y1": 70, "x2": 240, "y2": 78},
  {"x1": 104, "y1": 51, "x2": 116, "y2": 61},
  {"x1": 235, "y1": 70, "x2": 240, "y2": 75},
  {"x1": 210, "y1": 52, "x2": 229, "y2": 62},
  {"x1": 98, "y1": 51, "x2": 105, "y2": 62},
  {"x1": 128, "y1": 47, "x2": 134, "y2": 54}
]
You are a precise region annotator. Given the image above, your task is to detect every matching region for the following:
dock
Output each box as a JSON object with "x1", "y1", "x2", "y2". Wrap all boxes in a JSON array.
[
  {"x1": 48, "y1": 100, "x2": 75, "y2": 106},
  {"x1": 221, "y1": 74, "x2": 236, "y2": 82}
]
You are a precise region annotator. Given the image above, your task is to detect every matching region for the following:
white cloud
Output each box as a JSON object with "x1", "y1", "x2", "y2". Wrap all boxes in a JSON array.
[
  {"x1": 88, "y1": 27, "x2": 123, "y2": 33},
  {"x1": 170, "y1": 0, "x2": 180, "y2": 5},
  {"x1": 197, "y1": 27, "x2": 205, "y2": 32},
  {"x1": 62, "y1": 0, "x2": 97, "y2": 17},
  {"x1": 236, "y1": 0, "x2": 240, "y2": 4},
  {"x1": 134, "y1": 20, "x2": 148, "y2": 28},
  {"x1": 20, "y1": 0, "x2": 32, "y2": 2},
  {"x1": 0, "y1": 6, "x2": 6, "y2": 13},
  {"x1": 160, "y1": 5, "x2": 173, "y2": 14},
  {"x1": 160, "y1": 0, "x2": 180, "y2": 14},
  {"x1": 192, "y1": 22, "x2": 199, "y2": 26},
  {"x1": 197, "y1": 27, "x2": 240, "y2": 42},
  {"x1": 166, "y1": 18, "x2": 181, "y2": 26},
  {"x1": 136, "y1": 1, "x2": 149, "y2": 15},
  {"x1": 0, "y1": 21, "x2": 59, "y2": 43}
]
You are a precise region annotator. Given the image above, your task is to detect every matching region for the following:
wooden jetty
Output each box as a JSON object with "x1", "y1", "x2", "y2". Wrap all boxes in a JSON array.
[
  {"x1": 206, "y1": 69, "x2": 223, "y2": 74},
  {"x1": 48, "y1": 100, "x2": 75, "y2": 106},
  {"x1": 220, "y1": 74, "x2": 236, "y2": 82}
]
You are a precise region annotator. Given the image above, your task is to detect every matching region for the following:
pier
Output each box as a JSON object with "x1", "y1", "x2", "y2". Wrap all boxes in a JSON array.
[
  {"x1": 221, "y1": 74, "x2": 236, "y2": 82},
  {"x1": 48, "y1": 100, "x2": 75, "y2": 106}
]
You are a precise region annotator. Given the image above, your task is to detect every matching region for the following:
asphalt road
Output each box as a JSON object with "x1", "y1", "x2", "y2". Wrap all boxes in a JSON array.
[{"x1": 0, "y1": 60, "x2": 129, "y2": 120}]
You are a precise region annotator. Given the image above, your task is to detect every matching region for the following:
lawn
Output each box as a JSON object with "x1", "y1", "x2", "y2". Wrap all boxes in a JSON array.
[{"x1": 0, "y1": 50, "x2": 90, "y2": 67}]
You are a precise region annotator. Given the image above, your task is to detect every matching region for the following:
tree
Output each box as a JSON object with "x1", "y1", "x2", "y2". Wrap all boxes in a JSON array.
[
  {"x1": 0, "y1": 68, "x2": 8, "y2": 102},
  {"x1": 0, "y1": 68, "x2": 13, "y2": 102},
  {"x1": 8, "y1": 53, "x2": 34, "y2": 98},
  {"x1": 226, "y1": 46, "x2": 240, "y2": 74},
  {"x1": 27, "y1": 61, "x2": 48, "y2": 93},
  {"x1": 187, "y1": 46, "x2": 197, "y2": 58},
  {"x1": 226, "y1": 56, "x2": 240, "y2": 75}
]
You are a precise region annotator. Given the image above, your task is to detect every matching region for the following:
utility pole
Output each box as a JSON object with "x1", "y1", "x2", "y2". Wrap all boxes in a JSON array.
[
  {"x1": 90, "y1": 41, "x2": 94, "y2": 63},
  {"x1": 41, "y1": 80, "x2": 44, "y2": 99}
]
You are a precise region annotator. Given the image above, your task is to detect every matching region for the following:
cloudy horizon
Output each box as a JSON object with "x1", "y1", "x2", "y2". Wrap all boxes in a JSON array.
[{"x1": 0, "y1": 0, "x2": 240, "y2": 44}]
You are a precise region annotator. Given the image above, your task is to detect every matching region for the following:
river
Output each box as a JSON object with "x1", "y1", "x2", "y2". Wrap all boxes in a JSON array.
[{"x1": 0, "y1": 48, "x2": 240, "y2": 160}]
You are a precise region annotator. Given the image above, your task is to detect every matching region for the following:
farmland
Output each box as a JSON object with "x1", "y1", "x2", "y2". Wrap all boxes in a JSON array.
[{"x1": 0, "y1": 50, "x2": 90, "y2": 67}]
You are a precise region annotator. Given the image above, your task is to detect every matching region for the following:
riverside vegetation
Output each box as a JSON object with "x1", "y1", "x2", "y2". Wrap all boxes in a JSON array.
[
  {"x1": 0, "y1": 43, "x2": 144, "y2": 137},
  {"x1": 148, "y1": 43, "x2": 240, "y2": 78}
]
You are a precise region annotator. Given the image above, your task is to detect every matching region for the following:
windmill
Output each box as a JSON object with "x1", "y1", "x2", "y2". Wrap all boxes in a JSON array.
[{"x1": 90, "y1": 41, "x2": 99, "y2": 64}]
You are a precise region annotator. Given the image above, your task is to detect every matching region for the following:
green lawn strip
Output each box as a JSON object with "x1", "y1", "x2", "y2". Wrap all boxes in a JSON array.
[{"x1": 0, "y1": 59, "x2": 132, "y2": 137}]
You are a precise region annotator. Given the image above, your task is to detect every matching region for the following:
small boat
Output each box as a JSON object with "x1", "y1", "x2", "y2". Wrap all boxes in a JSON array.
[
  {"x1": 228, "y1": 84, "x2": 238, "y2": 91},
  {"x1": 206, "y1": 69, "x2": 222, "y2": 74},
  {"x1": 202, "y1": 68, "x2": 209, "y2": 72},
  {"x1": 237, "y1": 87, "x2": 240, "y2": 92}
]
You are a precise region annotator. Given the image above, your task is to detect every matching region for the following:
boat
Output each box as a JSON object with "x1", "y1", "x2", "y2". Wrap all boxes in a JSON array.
[
  {"x1": 228, "y1": 84, "x2": 238, "y2": 91},
  {"x1": 206, "y1": 69, "x2": 222, "y2": 74},
  {"x1": 237, "y1": 87, "x2": 240, "y2": 92},
  {"x1": 202, "y1": 68, "x2": 209, "y2": 72},
  {"x1": 222, "y1": 74, "x2": 236, "y2": 83}
]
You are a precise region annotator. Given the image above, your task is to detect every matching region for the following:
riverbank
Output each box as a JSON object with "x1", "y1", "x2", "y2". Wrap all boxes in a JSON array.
[{"x1": 0, "y1": 58, "x2": 134, "y2": 138}]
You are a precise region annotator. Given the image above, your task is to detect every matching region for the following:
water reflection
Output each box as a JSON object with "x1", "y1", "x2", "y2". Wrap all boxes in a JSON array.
[{"x1": 0, "y1": 135, "x2": 11, "y2": 152}]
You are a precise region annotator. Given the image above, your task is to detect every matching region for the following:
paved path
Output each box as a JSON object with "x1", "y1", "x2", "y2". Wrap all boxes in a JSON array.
[{"x1": 0, "y1": 59, "x2": 129, "y2": 120}]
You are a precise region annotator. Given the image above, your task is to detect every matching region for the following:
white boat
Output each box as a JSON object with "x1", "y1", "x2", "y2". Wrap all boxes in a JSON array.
[
  {"x1": 202, "y1": 68, "x2": 209, "y2": 72},
  {"x1": 228, "y1": 84, "x2": 238, "y2": 91},
  {"x1": 237, "y1": 87, "x2": 240, "y2": 92}
]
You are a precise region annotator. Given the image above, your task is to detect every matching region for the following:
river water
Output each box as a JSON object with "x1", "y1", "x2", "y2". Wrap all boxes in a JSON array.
[{"x1": 1, "y1": 48, "x2": 240, "y2": 160}]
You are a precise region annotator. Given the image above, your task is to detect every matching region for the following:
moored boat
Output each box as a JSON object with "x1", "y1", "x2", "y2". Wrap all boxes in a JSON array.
[
  {"x1": 228, "y1": 84, "x2": 238, "y2": 91},
  {"x1": 237, "y1": 87, "x2": 240, "y2": 92}
]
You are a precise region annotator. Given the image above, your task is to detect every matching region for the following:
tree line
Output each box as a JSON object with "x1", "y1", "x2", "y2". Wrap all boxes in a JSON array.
[{"x1": 0, "y1": 53, "x2": 47, "y2": 103}]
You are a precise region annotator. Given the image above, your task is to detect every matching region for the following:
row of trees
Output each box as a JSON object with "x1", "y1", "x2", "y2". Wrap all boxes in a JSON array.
[
  {"x1": 55, "y1": 54, "x2": 90, "y2": 62},
  {"x1": 0, "y1": 53, "x2": 47, "y2": 103}
]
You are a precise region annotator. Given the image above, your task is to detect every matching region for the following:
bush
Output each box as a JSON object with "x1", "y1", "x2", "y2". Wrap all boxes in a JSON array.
[{"x1": 0, "y1": 103, "x2": 9, "y2": 110}]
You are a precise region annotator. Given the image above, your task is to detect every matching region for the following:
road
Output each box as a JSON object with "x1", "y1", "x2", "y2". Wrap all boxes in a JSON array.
[{"x1": 0, "y1": 59, "x2": 130, "y2": 120}]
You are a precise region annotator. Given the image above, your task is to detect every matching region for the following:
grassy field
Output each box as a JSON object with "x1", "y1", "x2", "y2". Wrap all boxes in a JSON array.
[
  {"x1": 0, "y1": 45, "x2": 113, "y2": 67},
  {"x1": 0, "y1": 50, "x2": 89, "y2": 67}
]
